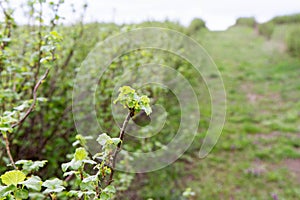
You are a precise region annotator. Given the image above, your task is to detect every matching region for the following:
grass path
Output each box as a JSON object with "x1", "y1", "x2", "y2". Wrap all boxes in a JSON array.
[
  {"x1": 125, "y1": 26, "x2": 300, "y2": 199},
  {"x1": 179, "y1": 26, "x2": 300, "y2": 199}
]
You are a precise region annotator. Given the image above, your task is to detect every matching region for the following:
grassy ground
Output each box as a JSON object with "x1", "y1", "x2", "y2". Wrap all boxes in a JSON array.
[
  {"x1": 127, "y1": 26, "x2": 300, "y2": 199},
  {"x1": 184, "y1": 26, "x2": 300, "y2": 199}
]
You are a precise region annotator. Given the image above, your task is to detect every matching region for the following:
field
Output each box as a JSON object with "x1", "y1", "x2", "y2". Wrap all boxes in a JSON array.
[
  {"x1": 125, "y1": 25, "x2": 300, "y2": 199},
  {"x1": 0, "y1": 2, "x2": 300, "y2": 199}
]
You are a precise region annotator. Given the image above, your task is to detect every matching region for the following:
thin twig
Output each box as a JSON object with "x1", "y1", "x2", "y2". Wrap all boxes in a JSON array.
[
  {"x1": 4, "y1": 135, "x2": 17, "y2": 169},
  {"x1": 108, "y1": 110, "x2": 134, "y2": 185},
  {"x1": 12, "y1": 68, "x2": 51, "y2": 129}
]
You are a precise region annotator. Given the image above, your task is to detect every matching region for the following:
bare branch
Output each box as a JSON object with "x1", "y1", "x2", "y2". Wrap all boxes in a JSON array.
[
  {"x1": 12, "y1": 68, "x2": 51, "y2": 129},
  {"x1": 108, "y1": 110, "x2": 134, "y2": 185},
  {"x1": 4, "y1": 135, "x2": 17, "y2": 169}
]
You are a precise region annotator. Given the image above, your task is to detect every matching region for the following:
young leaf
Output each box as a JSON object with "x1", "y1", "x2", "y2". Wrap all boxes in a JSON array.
[
  {"x1": 20, "y1": 176, "x2": 42, "y2": 191},
  {"x1": 63, "y1": 171, "x2": 76, "y2": 177},
  {"x1": 100, "y1": 185, "x2": 116, "y2": 200},
  {"x1": 82, "y1": 175, "x2": 98, "y2": 183},
  {"x1": 100, "y1": 192, "x2": 110, "y2": 200},
  {"x1": 68, "y1": 190, "x2": 84, "y2": 198},
  {"x1": 114, "y1": 86, "x2": 152, "y2": 115},
  {"x1": 74, "y1": 148, "x2": 88, "y2": 161},
  {"x1": 68, "y1": 190, "x2": 96, "y2": 198},
  {"x1": 0, "y1": 127, "x2": 12, "y2": 133},
  {"x1": 0, "y1": 185, "x2": 16, "y2": 197},
  {"x1": 42, "y1": 178, "x2": 65, "y2": 194},
  {"x1": 15, "y1": 188, "x2": 29, "y2": 199},
  {"x1": 82, "y1": 159, "x2": 97, "y2": 165},
  {"x1": 97, "y1": 133, "x2": 111, "y2": 146},
  {"x1": 15, "y1": 160, "x2": 47, "y2": 174},
  {"x1": 111, "y1": 138, "x2": 121, "y2": 146},
  {"x1": 0, "y1": 170, "x2": 26, "y2": 186},
  {"x1": 61, "y1": 159, "x2": 81, "y2": 171},
  {"x1": 103, "y1": 185, "x2": 116, "y2": 194}
]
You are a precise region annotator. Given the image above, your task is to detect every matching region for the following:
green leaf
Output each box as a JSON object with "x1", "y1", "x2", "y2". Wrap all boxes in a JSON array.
[
  {"x1": 15, "y1": 160, "x2": 47, "y2": 174},
  {"x1": 74, "y1": 147, "x2": 88, "y2": 161},
  {"x1": 97, "y1": 133, "x2": 111, "y2": 146},
  {"x1": 100, "y1": 185, "x2": 116, "y2": 200},
  {"x1": 114, "y1": 86, "x2": 152, "y2": 115},
  {"x1": 0, "y1": 127, "x2": 12, "y2": 133},
  {"x1": 182, "y1": 187, "x2": 195, "y2": 197},
  {"x1": 0, "y1": 170, "x2": 26, "y2": 186},
  {"x1": 79, "y1": 181, "x2": 94, "y2": 191},
  {"x1": 42, "y1": 178, "x2": 65, "y2": 194},
  {"x1": 119, "y1": 86, "x2": 135, "y2": 95},
  {"x1": 68, "y1": 190, "x2": 83, "y2": 198},
  {"x1": 68, "y1": 190, "x2": 96, "y2": 198},
  {"x1": 61, "y1": 159, "x2": 81, "y2": 171},
  {"x1": 36, "y1": 97, "x2": 48, "y2": 102},
  {"x1": 50, "y1": 31, "x2": 63, "y2": 41},
  {"x1": 142, "y1": 105, "x2": 152, "y2": 115},
  {"x1": 103, "y1": 185, "x2": 116, "y2": 194},
  {"x1": 2, "y1": 112, "x2": 17, "y2": 120},
  {"x1": 13, "y1": 101, "x2": 29, "y2": 111},
  {"x1": 15, "y1": 160, "x2": 32, "y2": 165},
  {"x1": 27, "y1": 160, "x2": 47, "y2": 171},
  {"x1": 63, "y1": 171, "x2": 76, "y2": 177},
  {"x1": 61, "y1": 162, "x2": 71, "y2": 172},
  {"x1": 111, "y1": 138, "x2": 121, "y2": 146},
  {"x1": 73, "y1": 135, "x2": 93, "y2": 147},
  {"x1": 20, "y1": 176, "x2": 42, "y2": 191},
  {"x1": 82, "y1": 175, "x2": 98, "y2": 183},
  {"x1": 0, "y1": 185, "x2": 16, "y2": 197},
  {"x1": 15, "y1": 188, "x2": 29, "y2": 199},
  {"x1": 82, "y1": 159, "x2": 97, "y2": 165},
  {"x1": 100, "y1": 192, "x2": 110, "y2": 200}
]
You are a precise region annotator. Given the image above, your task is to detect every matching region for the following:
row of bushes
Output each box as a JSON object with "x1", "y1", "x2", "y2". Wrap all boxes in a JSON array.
[
  {"x1": 286, "y1": 27, "x2": 300, "y2": 57},
  {"x1": 187, "y1": 18, "x2": 206, "y2": 35},
  {"x1": 234, "y1": 14, "x2": 300, "y2": 40},
  {"x1": 258, "y1": 13, "x2": 300, "y2": 35},
  {"x1": 258, "y1": 22, "x2": 275, "y2": 39},
  {"x1": 139, "y1": 18, "x2": 207, "y2": 35},
  {"x1": 232, "y1": 17, "x2": 274, "y2": 40},
  {"x1": 272, "y1": 13, "x2": 300, "y2": 24},
  {"x1": 219, "y1": 15, "x2": 300, "y2": 57},
  {"x1": 235, "y1": 17, "x2": 257, "y2": 28},
  {"x1": 278, "y1": 14, "x2": 300, "y2": 57}
]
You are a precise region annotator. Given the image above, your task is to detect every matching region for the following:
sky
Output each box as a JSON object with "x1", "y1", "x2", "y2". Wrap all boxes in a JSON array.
[{"x1": 7, "y1": 0, "x2": 300, "y2": 30}]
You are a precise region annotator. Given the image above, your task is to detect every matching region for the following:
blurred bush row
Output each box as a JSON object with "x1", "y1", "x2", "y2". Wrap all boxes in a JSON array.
[{"x1": 234, "y1": 14, "x2": 300, "y2": 57}]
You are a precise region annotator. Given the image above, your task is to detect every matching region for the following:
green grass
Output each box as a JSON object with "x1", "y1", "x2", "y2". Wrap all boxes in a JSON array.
[{"x1": 125, "y1": 25, "x2": 300, "y2": 199}]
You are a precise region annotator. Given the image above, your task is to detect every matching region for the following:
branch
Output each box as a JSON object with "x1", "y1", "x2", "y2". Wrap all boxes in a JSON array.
[
  {"x1": 4, "y1": 135, "x2": 17, "y2": 169},
  {"x1": 108, "y1": 109, "x2": 134, "y2": 185},
  {"x1": 12, "y1": 68, "x2": 50, "y2": 129}
]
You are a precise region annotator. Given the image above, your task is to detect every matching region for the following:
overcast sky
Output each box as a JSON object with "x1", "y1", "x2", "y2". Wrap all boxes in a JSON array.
[{"x1": 8, "y1": 0, "x2": 300, "y2": 30}]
